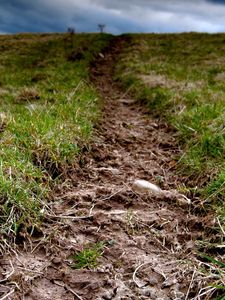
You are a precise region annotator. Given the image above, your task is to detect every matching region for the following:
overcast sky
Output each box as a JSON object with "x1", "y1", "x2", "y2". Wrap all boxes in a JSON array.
[{"x1": 1, "y1": 0, "x2": 225, "y2": 34}]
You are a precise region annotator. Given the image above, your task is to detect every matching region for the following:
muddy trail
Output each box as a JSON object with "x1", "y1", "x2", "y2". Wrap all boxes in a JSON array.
[{"x1": 1, "y1": 37, "x2": 217, "y2": 300}]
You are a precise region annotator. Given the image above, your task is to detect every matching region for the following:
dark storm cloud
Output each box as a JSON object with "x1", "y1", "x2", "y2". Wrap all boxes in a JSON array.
[
  {"x1": 0, "y1": 0, "x2": 63, "y2": 32},
  {"x1": 1, "y1": 0, "x2": 225, "y2": 34},
  {"x1": 0, "y1": 0, "x2": 148, "y2": 33},
  {"x1": 207, "y1": 0, "x2": 225, "y2": 3}
]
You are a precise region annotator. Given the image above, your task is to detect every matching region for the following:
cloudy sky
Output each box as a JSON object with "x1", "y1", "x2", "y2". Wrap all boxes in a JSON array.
[{"x1": 1, "y1": 0, "x2": 225, "y2": 34}]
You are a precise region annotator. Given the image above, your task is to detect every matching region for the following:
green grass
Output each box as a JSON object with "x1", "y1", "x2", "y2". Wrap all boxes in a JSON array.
[
  {"x1": 71, "y1": 242, "x2": 105, "y2": 269},
  {"x1": 199, "y1": 254, "x2": 225, "y2": 299},
  {"x1": 0, "y1": 32, "x2": 112, "y2": 236}
]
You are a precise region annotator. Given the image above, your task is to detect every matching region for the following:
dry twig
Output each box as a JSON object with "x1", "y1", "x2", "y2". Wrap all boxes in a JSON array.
[
  {"x1": 216, "y1": 217, "x2": 225, "y2": 236},
  {"x1": 185, "y1": 267, "x2": 196, "y2": 300},
  {"x1": 133, "y1": 262, "x2": 152, "y2": 288},
  {"x1": 46, "y1": 213, "x2": 93, "y2": 220},
  {"x1": 54, "y1": 280, "x2": 83, "y2": 300},
  {"x1": 0, "y1": 289, "x2": 15, "y2": 300},
  {"x1": 98, "y1": 187, "x2": 126, "y2": 201},
  {"x1": 0, "y1": 260, "x2": 14, "y2": 283},
  {"x1": 132, "y1": 261, "x2": 166, "y2": 288},
  {"x1": 193, "y1": 286, "x2": 217, "y2": 300}
]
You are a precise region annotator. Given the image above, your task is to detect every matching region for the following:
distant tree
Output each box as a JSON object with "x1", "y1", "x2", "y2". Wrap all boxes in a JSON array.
[
  {"x1": 65, "y1": 27, "x2": 76, "y2": 53},
  {"x1": 67, "y1": 27, "x2": 75, "y2": 34},
  {"x1": 98, "y1": 24, "x2": 106, "y2": 33}
]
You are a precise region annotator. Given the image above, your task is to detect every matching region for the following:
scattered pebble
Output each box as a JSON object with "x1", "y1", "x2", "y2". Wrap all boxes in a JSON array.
[
  {"x1": 96, "y1": 167, "x2": 120, "y2": 175},
  {"x1": 162, "y1": 277, "x2": 178, "y2": 288},
  {"x1": 102, "y1": 291, "x2": 113, "y2": 300}
]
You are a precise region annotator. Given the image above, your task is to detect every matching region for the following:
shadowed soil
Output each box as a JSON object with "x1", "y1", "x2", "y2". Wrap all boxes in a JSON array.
[{"x1": 0, "y1": 37, "x2": 217, "y2": 300}]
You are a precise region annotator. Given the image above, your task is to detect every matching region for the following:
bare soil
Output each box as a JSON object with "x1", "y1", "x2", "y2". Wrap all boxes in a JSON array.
[{"x1": 1, "y1": 37, "x2": 217, "y2": 300}]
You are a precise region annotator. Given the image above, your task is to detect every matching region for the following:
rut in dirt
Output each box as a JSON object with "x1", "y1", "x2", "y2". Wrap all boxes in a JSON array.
[{"x1": 1, "y1": 36, "x2": 215, "y2": 300}]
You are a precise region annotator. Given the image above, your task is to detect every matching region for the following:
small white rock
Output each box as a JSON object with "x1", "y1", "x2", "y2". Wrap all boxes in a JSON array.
[
  {"x1": 133, "y1": 179, "x2": 162, "y2": 194},
  {"x1": 132, "y1": 179, "x2": 191, "y2": 206}
]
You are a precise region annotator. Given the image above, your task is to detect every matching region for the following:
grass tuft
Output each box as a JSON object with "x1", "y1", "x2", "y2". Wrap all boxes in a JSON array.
[{"x1": 71, "y1": 242, "x2": 105, "y2": 269}]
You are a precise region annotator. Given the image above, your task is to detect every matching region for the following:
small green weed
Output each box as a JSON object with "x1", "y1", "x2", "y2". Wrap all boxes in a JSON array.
[{"x1": 71, "y1": 242, "x2": 105, "y2": 269}]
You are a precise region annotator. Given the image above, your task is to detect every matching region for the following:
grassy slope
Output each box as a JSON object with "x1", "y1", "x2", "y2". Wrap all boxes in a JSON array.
[
  {"x1": 116, "y1": 33, "x2": 225, "y2": 210},
  {"x1": 0, "y1": 33, "x2": 112, "y2": 236}
]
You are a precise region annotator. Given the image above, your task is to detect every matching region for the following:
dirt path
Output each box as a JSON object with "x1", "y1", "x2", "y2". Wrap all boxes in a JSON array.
[{"x1": 1, "y1": 37, "x2": 214, "y2": 300}]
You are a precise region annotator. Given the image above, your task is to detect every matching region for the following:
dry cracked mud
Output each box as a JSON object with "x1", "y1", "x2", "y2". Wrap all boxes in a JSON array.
[{"x1": 0, "y1": 37, "x2": 218, "y2": 300}]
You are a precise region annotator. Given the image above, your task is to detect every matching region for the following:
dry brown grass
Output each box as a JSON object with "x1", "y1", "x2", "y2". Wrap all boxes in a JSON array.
[{"x1": 16, "y1": 87, "x2": 40, "y2": 103}]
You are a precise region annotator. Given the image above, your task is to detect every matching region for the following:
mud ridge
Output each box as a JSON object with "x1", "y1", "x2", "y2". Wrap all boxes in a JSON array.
[{"x1": 1, "y1": 37, "x2": 215, "y2": 300}]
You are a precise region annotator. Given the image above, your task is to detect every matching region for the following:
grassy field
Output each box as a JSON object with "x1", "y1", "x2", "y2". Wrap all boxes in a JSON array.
[
  {"x1": 0, "y1": 32, "x2": 111, "y2": 237},
  {"x1": 116, "y1": 33, "x2": 225, "y2": 212}
]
